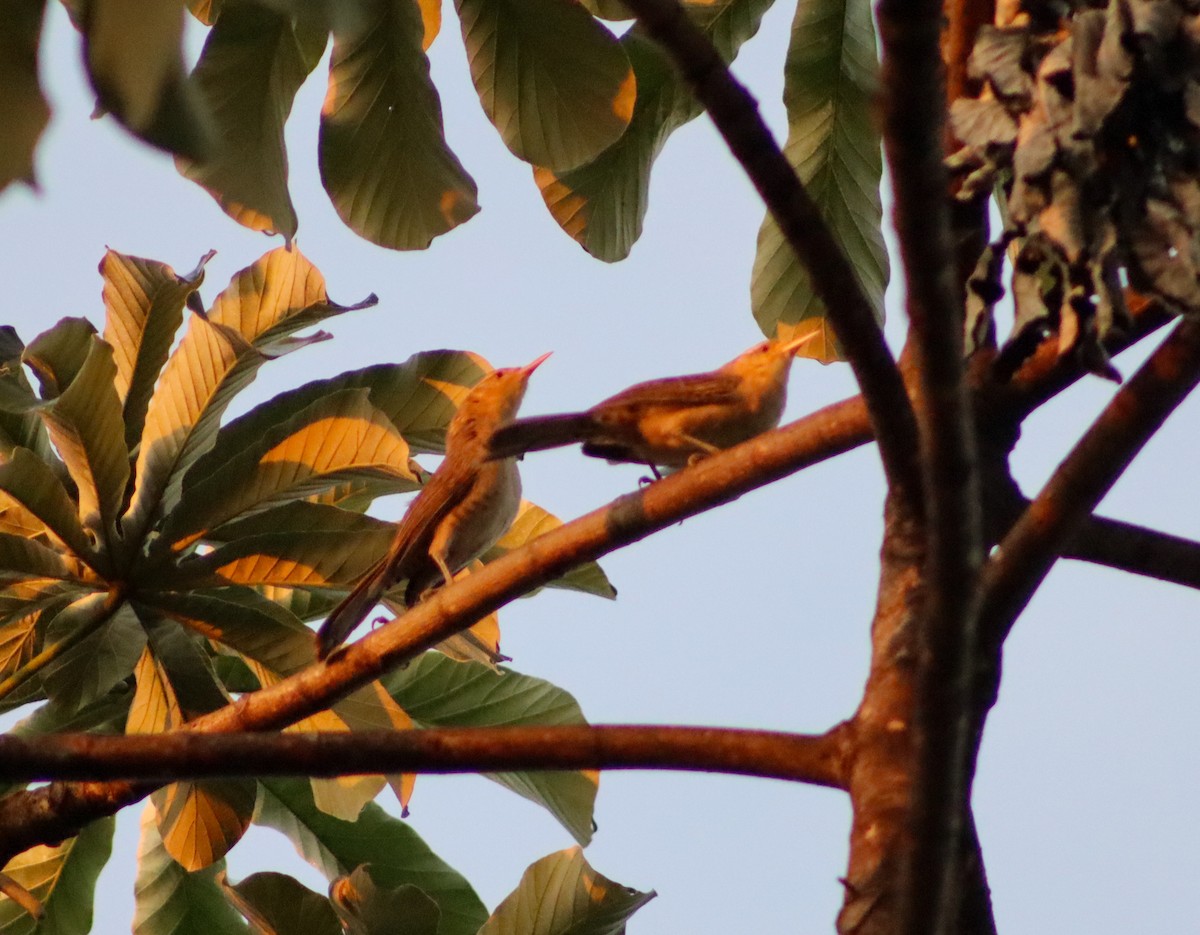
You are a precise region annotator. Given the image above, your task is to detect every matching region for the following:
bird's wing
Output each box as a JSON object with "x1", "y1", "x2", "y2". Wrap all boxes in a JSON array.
[
  {"x1": 598, "y1": 372, "x2": 743, "y2": 409},
  {"x1": 314, "y1": 460, "x2": 476, "y2": 659}
]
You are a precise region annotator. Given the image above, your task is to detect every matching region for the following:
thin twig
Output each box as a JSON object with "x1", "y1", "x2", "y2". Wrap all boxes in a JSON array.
[
  {"x1": 981, "y1": 317, "x2": 1200, "y2": 648},
  {"x1": 1066, "y1": 515, "x2": 1200, "y2": 589},
  {"x1": 0, "y1": 724, "x2": 853, "y2": 789},
  {"x1": 620, "y1": 0, "x2": 921, "y2": 499}
]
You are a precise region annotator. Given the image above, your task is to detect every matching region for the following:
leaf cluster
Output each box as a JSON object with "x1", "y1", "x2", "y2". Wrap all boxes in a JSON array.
[
  {"x1": 0, "y1": 247, "x2": 622, "y2": 933},
  {"x1": 950, "y1": 0, "x2": 1200, "y2": 377}
]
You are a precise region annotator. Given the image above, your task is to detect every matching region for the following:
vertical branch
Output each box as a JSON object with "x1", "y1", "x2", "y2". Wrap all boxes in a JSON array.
[
  {"x1": 877, "y1": 0, "x2": 984, "y2": 931},
  {"x1": 620, "y1": 0, "x2": 922, "y2": 501}
]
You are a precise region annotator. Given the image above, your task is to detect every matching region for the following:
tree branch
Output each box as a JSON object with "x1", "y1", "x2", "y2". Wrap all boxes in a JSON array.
[
  {"x1": 0, "y1": 724, "x2": 853, "y2": 789},
  {"x1": 0, "y1": 397, "x2": 870, "y2": 862},
  {"x1": 1065, "y1": 515, "x2": 1200, "y2": 590},
  {"x1": 877, "y1": 0, "x2": 984, "y2": 926},
  {"x1": 621, "y1": 0, "x2": 922, "y2": 500},
  {"x1": 980, "y1": 317, "x2": 1200, "y2": 649}
]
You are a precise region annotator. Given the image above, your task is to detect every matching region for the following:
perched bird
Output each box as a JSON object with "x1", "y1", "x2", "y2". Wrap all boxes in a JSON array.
[
  {"x1": 315, "y1": 352, "x2": 551, "y2": 660},
  {"x1": 487, "y1": 334, "x2": 816, "y2": 471}
]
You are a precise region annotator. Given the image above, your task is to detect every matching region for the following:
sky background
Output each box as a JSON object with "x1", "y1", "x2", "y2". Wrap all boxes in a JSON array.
[{"x1": 1, "y1": 3, "x2": 1198, "y2": 931}]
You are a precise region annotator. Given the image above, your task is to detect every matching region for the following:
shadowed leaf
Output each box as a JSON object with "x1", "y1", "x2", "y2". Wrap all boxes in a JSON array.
[
  {"x1": 320, "y1": 0, "x2": 479, "y2": 249},
  {"x1": 0, "y1": 0, "x2": 50, "y2": 192},
  {"x1": 179, "y1": 5, "x2": 328, "y2": 240},
  {"x1": 41, "y1": 599, "x2": 144, "y2": 715},
  {"x1": 383, "y1": 654, "x2": 597, "y2": 845},
  {"x1": 221, "y1": 871, "x2": 341, "y2": 935},
  {"x1": 255, "y1": 778, "x2": 486, "y2": 935},
  {"x1": 535, "y1": 0, "x2": 773, "y2": 260},
  {"x1": 0, "y1": 447, "x2": 94, "y2": 564},
  {"x1": 485, "y1": 500, "x2": 616, "y2": 599},
  {"x1": 479, "y1": 847, "x2": 653, "y2": 935},
  {"x1": 330, "y1": 867, "x2": 439, "y2": 935},
  {"x1": 750, "y1": 0, "x2": 887, "y2": 361},
  {"x1": 456, "y1": 0, "x2": 635, "y2": 172}
]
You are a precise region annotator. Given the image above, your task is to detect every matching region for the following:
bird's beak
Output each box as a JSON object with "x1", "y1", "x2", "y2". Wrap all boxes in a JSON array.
[
  {"x1": 522, "y1": 351, "x2": 553, "y2": 374},
  {"x1": 780, "y1": 332, "x2": 820, "y2": 355}
]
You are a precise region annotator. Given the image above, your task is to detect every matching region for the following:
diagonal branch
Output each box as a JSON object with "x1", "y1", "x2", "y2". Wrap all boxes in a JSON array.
[
  {"x1": 0, "y1": 724, "x2": 853, "y2": 789},
  {"x1": 876, "y1": 0, "x2": 984, "y2": 927},
  {"x1": 620, "y1": 0, "x2": 921, "y2": 500},
  {"x1": 980, "y1": 318, "x2": 1200, "y2": 649},
  {"x1": 0, "y1": 397, "x2": 871, "y2": 863}
]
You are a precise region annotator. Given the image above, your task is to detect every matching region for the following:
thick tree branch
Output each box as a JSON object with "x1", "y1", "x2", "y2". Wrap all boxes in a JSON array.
[
  {"x1": 0, "y1": 724, "x2": 853, "y2": 789},
  {"x1": 980, "y1": 317, "x2": 1200, "y2": 649},
  {"x1": 621, "y1": 0, "x2": 921, "y2": 500},
  {"x1": 0, "y1": 398, "x2": 871, "y2": 862},
  {"x1": 877, "y1": 0, "x2": 984, "y2": 927}
]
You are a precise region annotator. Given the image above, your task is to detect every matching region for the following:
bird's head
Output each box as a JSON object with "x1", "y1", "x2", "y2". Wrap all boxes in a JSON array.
[
  {"x1": 722, "y1": 332, "x2": 818, "y2": 383},
  {"x1": 451, "y1": 351, "x2": 552, "y2": 442}
]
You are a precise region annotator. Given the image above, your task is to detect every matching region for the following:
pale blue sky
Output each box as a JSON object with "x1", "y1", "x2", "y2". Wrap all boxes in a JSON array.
[{"x1": 1, "y1": 3, "x2": 1198, "y2": 931}]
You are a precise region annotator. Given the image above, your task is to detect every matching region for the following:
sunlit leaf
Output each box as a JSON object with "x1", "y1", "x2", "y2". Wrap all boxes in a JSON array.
[
  {"x1": 127, "y1": 644, "x2": 182, "y2": 735},
  {"x1": 0, "y1": 0, "x2": 50, "y2": 192},
  {"x1": 179, "y1": 5, "x2": 328, "y2": 240},
  {"x1": 329, "y1": 867, "x2": 439, "y2": 935},
  {"x1": 101, "y1": 249, "x2": 211, "y2": 452},
  {"x1": 485, "y1": 501, "x2": 616, "y2": 599},
  {"x1": 255, "y1": 779, "x2": 486, "y2": 935},
  {"x1": 479, "y1": 847, "x2": 653, "y2": 935},
  {"x1": 164, "y1": 389, "x2": 418, "y2": 548},
  {"x1": 0, "y1": 817, "x2": 115, "y2": 935},
  {"x1": 125, "y1": 248, "x2": 374, "y2": 538},
  {"x1": 152, "y1": 779, "x2": 257, "y2": 871},
  {"x1": 535, "y1": 0, "x2": 773, "y2": 260},
  {"x1": 80, "y1": 0, "x2": 210, "y2": 159},
  {"x1": 383, "y1": 654, "x2": 597, "y2": 845},
  {"x1": 319, "y1": 0, "x2": 479, "y2": 249},
  {"x1": 329, "y1": 681, "x2": 415, "y2": 818},
  {"x1": 220, "y1": 871, "x2": 341, "y2": 935},
  {"x1": 456, "y1": 0, "x2": 635, "y2": 172},
  {"x1": 171, "y1": 502, "x2": 392, "y2": 589},
  {"x1": 133, "y1": 806, "x2": 249, "y2": 935},
  {"x1": 749, "y1": 0, "x2": 886, "y2": 361},
  {"x1": 33, "y1": 334, "x2": 128, "y2": 546},
  {"x1": 41, "y1": 598, "x2": 145, "y2": 715}
]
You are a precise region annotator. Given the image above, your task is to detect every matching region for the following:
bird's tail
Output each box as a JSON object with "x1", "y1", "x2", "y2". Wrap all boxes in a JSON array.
[
  {"x1": 487, "y1": 412, "x2": 599, "y2": 460},
  {"x1": 315, "y1": 560, "x2": 389, "y2": 660}
]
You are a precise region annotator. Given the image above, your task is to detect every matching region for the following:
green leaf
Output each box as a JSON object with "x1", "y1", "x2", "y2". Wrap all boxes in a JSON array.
[
  {"x1": 0, "y1": 817, "x2": 115, "y2": 935},
  {"x1": 455, "y1": 0, "x2": 635, "y2": 172},
  {"x1": 319, "y1": 0, "x2": 479, "y2": 250},
  {"x1": 80, "y1": 0, "x2": 211, "y2": 159},
  {"x1": 33, "y1": 334, "x2": 129, "y2": 547},
  {"x1": 41, "y1": 599, "x2": 145, "y2": 715},
  {"x1": 141, "y1": 616, "x2": 230, "y2": 716},
  {"x1": 220, "y1": 871, "x2": 341, "y2": 935},
  {"x1": 330, "y1": 867, "x2": 439, "y2": 935},
  {"x1": 382, "y1": 654, "x2": 597, "y2": 846},
  {"x1": 22, "y1": 318, "x2": 94, "y2": 397},
  {"x1": 485, "y1": 501, "x2": 616, "y2": 599},
  {"x1": 255, "y1": 778, "x2": 487, "y2": 935},
  {"x1": 163, "y1": 389, "x2": 418, "y2": 549},
  {"x1": 535, "y1": 0, "x2": 774, "y2": 261},
  {"x1": 479, "y1": 847, "x2": 654, "y2": 935},
  {"x1": 0, "y1": 448, "x2": 94, "y2": 565},
  {"x1": 169, "y1": 503, "x2": 392, "y2": 590},
  {"x1": 11, "y1": 681, "x2": 133, "y2": 735},
  {"x1": 133, "y1": 806, "x2": 250, "y2": 935},
  {"x1": 125, "y1": 248, "x2": 374, "y2": 538},
  {"x1": 0, "y1": 0, "x2": 50, "y2": 192},
  {"x1": 179, "y1": 5, "x2": 328, "y2": 240},
  {"x1": 138, "y1": 587, "x2": 316, "y2": 677},
  {"x1": 100, "y1": 249, "x2": 211, "y2": 453},
  {"x1": 0, "y1": 532, "x2": 73, "y2": 584},
  {"x1": 749, "y1": 0, "x2": 887, "y2": 360},
  {"x1": 0, "y1": 328, "x2": 51, "y2": 461}
]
